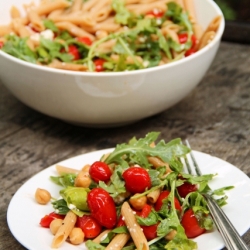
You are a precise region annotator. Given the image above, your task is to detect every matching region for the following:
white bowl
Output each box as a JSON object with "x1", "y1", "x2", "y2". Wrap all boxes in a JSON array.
[{"x1": 0, "y1": 0, "x2": 224, "y2": 127}]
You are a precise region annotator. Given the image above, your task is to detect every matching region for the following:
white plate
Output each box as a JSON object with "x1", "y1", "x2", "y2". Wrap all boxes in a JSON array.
[{"x1": 7, "y1": 149, "x2": 250, "y2": 250}]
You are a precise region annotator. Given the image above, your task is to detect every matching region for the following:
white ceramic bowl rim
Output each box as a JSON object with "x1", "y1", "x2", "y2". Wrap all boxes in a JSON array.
[{"x1": 0, "y1": 0, "x2": 224, "y2": 78}]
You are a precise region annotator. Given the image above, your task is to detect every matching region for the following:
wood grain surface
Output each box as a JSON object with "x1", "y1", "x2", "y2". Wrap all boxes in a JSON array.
[{"x1": 0, "y1": 42, "x2": 250, "y2": 250}]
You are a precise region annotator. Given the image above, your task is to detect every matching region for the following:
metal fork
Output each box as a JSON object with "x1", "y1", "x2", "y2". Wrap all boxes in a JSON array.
[{"x1": 183, "y1": 140, "x2": 249, "y2": 250}]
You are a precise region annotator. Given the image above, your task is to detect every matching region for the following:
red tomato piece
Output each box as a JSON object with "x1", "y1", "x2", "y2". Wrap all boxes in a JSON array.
[
  {"x1": 39, "y1": 212, "x2": 64, "y2": 228},
  {"x1": 181, "y1": 209, "x2": 206, "y2": 238},
  {"x1": 68, "y1": 45, "x2": 80, "y2": 60},
  {"x1": 116, "y1": 215, "x2": 126, "y2": 227},
  {"x1": 77, "y1": 36, "x2": 92, "y2": 46},
  {"x1": 87, "y1": 188, "x2": 117, "y2": 229},
  {"x1": 76, "y1": 215, "x2": 102, "y2": 239},
  {"x1": 154, "y1": 190, "x2": 181, "y2": 212},
  {"x1": 89, "y1": 161, "x2": 112, "y2": 183},
  {"x1": 94, "y1": 59, "x2": 106, "y2": 72},
  {"x1": 0, "y1": 41, "x2": 4, "y2": 49},
  {"x1": 141, "y1": 223, "x2": 159, "y2": 240},
  {"x1": 177, "y1": 179, "x2": 198, "y2": 198},
  {"x1": 178, "y1": 33, "x2": 188, "y2": 44},
  {"x1": 185, "y1": 48, "x2": 196, "y2": 57},
  {"x1": 122, "y1": 166, "x2": 151, "y2": 194},
  {"x1": 147, "y1": 9, "x2": 164, "y2": 18},
  {"x1": 138, "y1": 204, "x2": 152, "y2": 218}
]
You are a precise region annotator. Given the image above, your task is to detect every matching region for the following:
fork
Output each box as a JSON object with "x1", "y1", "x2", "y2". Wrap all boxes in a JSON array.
[{"x1": 183, "y1": 140, "x2": 249, "y2": 250}]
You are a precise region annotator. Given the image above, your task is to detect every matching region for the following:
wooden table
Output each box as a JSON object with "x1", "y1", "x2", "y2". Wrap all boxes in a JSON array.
[{"x1": 1, "y1": 41, "x2": 250, "y2": 250}]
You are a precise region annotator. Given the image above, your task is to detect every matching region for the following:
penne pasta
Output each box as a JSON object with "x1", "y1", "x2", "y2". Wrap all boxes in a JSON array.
[
  {"x1": 55, "y1": 165, "x2": 80, "y2": 175},
  {"x1": 49, "y1": 60, "x2": 88, "y2": 71},
  {"x1": 36, "y1": 0, "x2": 71, "y2": 16},
  {"x1": 106, "y1": 233, "x2": 131, "y2": 250},
  {"x1": 55, "y1": 21, "x2": 95, "y2": 39},
  {"x1": 121, "y1": 202, "x2": 149, "y2": 250},
  {"x1": 10, "y1": 6, "x2": 21, "y2": 19},
  {"x1": 51, "y1": 210, "x2": 77, "y2": 248},
  {"x1": 27, "y1": 9, "x2": 45, "y2": 32},
  {"x1": 92, "y1": 229, "x2": 112, "y2": 243}
]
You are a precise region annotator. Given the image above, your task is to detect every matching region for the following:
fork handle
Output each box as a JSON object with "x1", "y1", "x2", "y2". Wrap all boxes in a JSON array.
[{"x1": 204, "y1": 194, "x2": 249, "y2": 250}]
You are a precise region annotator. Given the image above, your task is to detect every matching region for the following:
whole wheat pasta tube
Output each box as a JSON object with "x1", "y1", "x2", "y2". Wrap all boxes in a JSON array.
[
  {"x1": 121, "y1": 202, "x2": 149, "y2": 250},
  {"x1": 10, "y1": 6, "x2": 21, "y2": 19},
  {"x1": 69, "y1": 0, "x2": 83, "y2": 12},
  {"x1": 12, "y1": 20, "x2": 31, "y2": 38},
  {"x1": 51, "y1": 210, "x2": 77, "y2": 248},
  {"x1": 183, "y1": 0, "x2": 196, "y2": 24},
  {"x1": 161, "y1": 26, "x2": 179, "y2": 43},
  {"x1": 192, "y1": 23, "x2": 203, "y2": 41},
  {"x1": 27, "y1": 9, "x2": 45, "y2": 32},
  {"x1": 147, "y1": 188, "x2": 161, "y2": 203},
  {"x1": 106, "y1": 233, "x2": 131, "y2": 250},
  {"x1": 36, "y1": 0, "x2": 71, "y2": 16},
  {"x1": 125, "y1": 0, "x2": 140, "y2": 4},
  {"x1": 197, "y1": 30, "x2": 216, "y2": 50},
  {"x1": 148, "y1": 156, "x2": 172, "y2": 173},
  {"x1": 49, "y1": 60, "x2": 89, "y2": 71},
  {"x1": 82, "y1": 0, "x2": 96, "y2": 11},
  {"x1": 92, "y1": 6, "x2": 113, "y2": 23},
  {"x1": 89, "y1": 0, "x2": 111, "y2": 13},
  {"x1": 55, "y1": 21, "x2": 95, "y2": 40},
  {"x1": 205, "y1": 16, "x2": 222, "y2": 33},
  {"x1": 92, "y1": 229, "x2": 111, "y2": 243},
  {"x1": 0, "y1": 25, "x2": 13, "y2": 37},
  {"x1": 51, "y1": 11, "x2": 95, "y2": 27},
  {"x1": 55, "y1": 165, "x2": 80, "y2": 175},
  {"x1": 126, "y1": 1, "x2": 167, "y2": 15}
]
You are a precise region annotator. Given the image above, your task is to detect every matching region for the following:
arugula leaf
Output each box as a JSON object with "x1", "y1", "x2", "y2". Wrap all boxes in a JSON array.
[
  {"x1": 50, "y1": 173, "x2": 76, "y2": 187},
  {"x1": 43, "y1": 19, "x2": 59, "y2": 32},
  {"x1": 136, "y1": 210, "x2": 159, "y2": 226},
  {"x1": 112, "y1": 0, "x2": 131, "y2": 25},
  {"x1": 85, "y1": 240, "x2": 106, "y2": 250},
  {"x1": 2, "y1": 35, "x2": 37, "y2": 63},
  {"x1": 51, "y1": 199, "x2": 69, "y2": 215},
  {"x1": 105, "y1": 132, "x2": 190, "y2": 170}
]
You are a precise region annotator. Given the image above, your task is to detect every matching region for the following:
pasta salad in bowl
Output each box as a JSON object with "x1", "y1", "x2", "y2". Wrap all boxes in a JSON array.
[
  {"x1": 32, "y1": 132, "x2": 234, "y2": 249},
  {"x1": 0, "y1": 0, "x2": 225, "y2": 126}
]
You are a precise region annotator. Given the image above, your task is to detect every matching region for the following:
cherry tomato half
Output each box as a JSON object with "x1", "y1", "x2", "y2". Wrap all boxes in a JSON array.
[
  {"x1": 181, "y1": 209, "x2": 206, "y2": 238},
  {"x1": 141, "y1": 223, "x2": 159, "y2": 240},
  {"x1": 94, "y1": 59, "x2": 106, "y2": 72},
  {"x1": 122, "y1": 166, "x2": 151, "y2": 194},
  {"x1": 146, "y1": 9, "x2": 164, "y2": 18},
  {"x1": 178, "y1": 33, "x2": 188, "y2": 44},
  {"x1": 68, "y1": 45, "x2": 80, "y2": 60},
  {"x1": 77, "y1": 36, "x2": 92, "y2": 46},
  {"x1": 39, "y1": 212, "x2": 65, "y2": 228},
  {"x1": 89, "y1": 161, "x2": 112, "y2": 183},
  {"x1": 87, "y1": 188, "x2": 117, "y2": 229},
  {"x1": 138, "y1": 204, "x2": 152, "y2": 218},
  {"x1": 177, "y1": 178, "x2": 198, "y2": 198},
  {"x1": 76, "y1": 215, "x2": 102, "y2": 239},
  {"x1": 154, "y1": 190, "x2": 181, "y2": 212},
  {"x1": 0, "y1": 41, "x2": 4, "y2": 49}
]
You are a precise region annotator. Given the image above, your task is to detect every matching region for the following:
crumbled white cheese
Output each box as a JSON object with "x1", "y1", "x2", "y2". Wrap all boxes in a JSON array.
[
  {"x1": 143, "y1": 61, "x2": 149, "y2": 67},
  {"x1": 40, "y1": 29, "x2": 54, "y2": 40},
  {"x1": 68, "y1": 203, "x2": 76, "y2": 210}
]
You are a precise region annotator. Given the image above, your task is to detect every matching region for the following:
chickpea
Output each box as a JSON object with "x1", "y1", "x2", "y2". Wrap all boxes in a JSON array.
[
  {"x1": 69, "y1": 227, "x2": 85, "y2": 245},
  {"x1": 95, "y1": 30, "x2": 108, "y2": 40},
  {"x1": 50, "y1": 219, "x2": 63, "y2": 235},
  {"x1": 165, "y1": 230, "x2": 177, "y2": 241},
  {"x1": 74, "y1": 170, "x2": 92, "y2": 188},
  {"x1": 129, "y1": 194, "x2": 147, "y2": 210},
  {"x1": 35, "y1": 188, "x2": 51, "y2": 204},
  {"x1": 81, "y1": 164, "x2": 90, "y2": 172}
]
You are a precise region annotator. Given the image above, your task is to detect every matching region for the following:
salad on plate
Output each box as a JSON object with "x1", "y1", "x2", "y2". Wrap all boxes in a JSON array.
[{"x1": 35, "y1": 132, "x2": 233, "y2": 249}]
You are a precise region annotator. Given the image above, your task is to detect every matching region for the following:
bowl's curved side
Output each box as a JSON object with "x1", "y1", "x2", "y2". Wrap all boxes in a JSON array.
[{"x1": 0, "y1": 0, "x2": 224, "y2": 126}]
